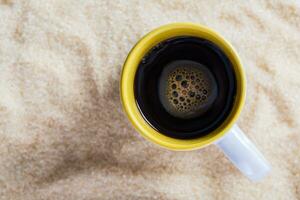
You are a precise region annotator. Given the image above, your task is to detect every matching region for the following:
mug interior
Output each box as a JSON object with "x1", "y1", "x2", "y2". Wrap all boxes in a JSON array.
[{"x1": 120, "y1": 23, "x2": 246, "y2": 150}]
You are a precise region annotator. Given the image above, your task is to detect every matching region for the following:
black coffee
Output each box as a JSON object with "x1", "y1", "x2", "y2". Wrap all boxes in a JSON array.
[{"x1": 134, "y1": 36, "x2": 236, "y2": 139}]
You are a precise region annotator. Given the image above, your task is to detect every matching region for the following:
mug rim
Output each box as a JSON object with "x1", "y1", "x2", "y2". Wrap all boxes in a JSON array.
[{"x1": 120, "y1": 22, "x2": 246, "y2": 150}]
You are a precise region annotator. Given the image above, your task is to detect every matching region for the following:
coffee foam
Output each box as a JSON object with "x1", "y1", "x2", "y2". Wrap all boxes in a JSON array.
[{"x1": 158, "y1": 60, "x2": 218, "y2": 119}]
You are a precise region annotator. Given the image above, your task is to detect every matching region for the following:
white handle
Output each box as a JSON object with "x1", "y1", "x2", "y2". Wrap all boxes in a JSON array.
[{"x1": 215, "y1": 125, "x2": 271, "y2": 181}]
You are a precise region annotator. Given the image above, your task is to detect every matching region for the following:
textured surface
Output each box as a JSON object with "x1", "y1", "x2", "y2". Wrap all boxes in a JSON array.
[{"x1": 0, "y1": 0, "x2": 300, "y2": 199}]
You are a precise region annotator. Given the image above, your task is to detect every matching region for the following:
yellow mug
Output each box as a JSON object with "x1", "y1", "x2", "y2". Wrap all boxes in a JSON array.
[{"x1": 120, "y1": 23, "x2": 270, "y2": 181}]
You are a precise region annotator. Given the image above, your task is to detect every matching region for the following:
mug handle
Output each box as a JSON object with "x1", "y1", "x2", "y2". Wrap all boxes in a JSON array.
[{"x1": 214, "y1": 124, "x2": 271, "y2": 181}]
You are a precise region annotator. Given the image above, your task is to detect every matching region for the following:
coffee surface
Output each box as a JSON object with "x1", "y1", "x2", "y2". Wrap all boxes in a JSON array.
[
  {"x1": 134, "y1": 36, "x2": 236, "y2": 139},
  {"x1": 159, "y1": 60, "x2": 217, "y2": 119}
]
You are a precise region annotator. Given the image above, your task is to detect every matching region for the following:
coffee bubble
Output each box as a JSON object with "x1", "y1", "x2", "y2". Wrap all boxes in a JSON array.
[{"x1": 158, "y1": 60, "x2": 218, "y2": 119}]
